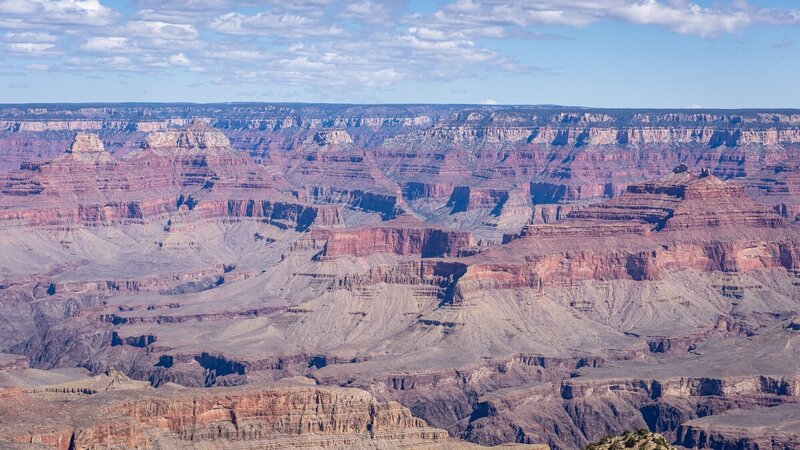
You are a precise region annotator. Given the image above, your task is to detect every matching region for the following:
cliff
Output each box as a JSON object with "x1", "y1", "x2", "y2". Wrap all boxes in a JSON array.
[
  {"x1": 320, "y1": 216, "x2": 475, "y2": 258},
  {"x1": 0, "y1": 373, "x2": 541, "y2": 449},
  {"x1": 3, "y1": 105, "x2": 800, "y2": 213},
  {"x1": 3, "y1": 103, "x2": 800, "y2": 450},
  {"x1": 434, "y1": 168, "x2": 794, "y2": 300},
  {"x1": 676, "y1": 402, "x2": 800, "y2": 450},
  {"x1": 567, "y1": 167, "x2": 783, "y2": 231},
  {"x1": 0, "y1": 127, "x2": 341, "y2": 230}
]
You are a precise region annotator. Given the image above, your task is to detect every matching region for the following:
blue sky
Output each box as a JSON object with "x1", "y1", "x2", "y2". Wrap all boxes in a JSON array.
[{"x1": 0, "y1": 0, "x2": 798, "y2": 107}]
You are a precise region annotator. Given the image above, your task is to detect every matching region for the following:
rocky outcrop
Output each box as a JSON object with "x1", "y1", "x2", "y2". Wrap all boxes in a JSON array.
[
  {"x1": 306, "y1": 129, "x2": 354, "y2": 147},
  {"x1": 0, "y1": 127, "x2": 341, "y2": 230},
  {"x1": 585, "y1": 430, "x2": 675, "y2": 450},
  {"x1": 747, "y1": 160, "x2": 800, "y2": 221},
  {"x1": 0, "y1": 373, "x2": 536, "y2": 449},
  {"x1": 308, "y1": 187, "x2": 403, "y2": 219},
  {"x1": 676, "y1": 402, "x2": 800, "y2": 450},
  {"x1": 64, "y1": 132, "x2": 113, "y2": 164},
  {"x1": 4, "y1": 105, "x2": 800, "y2": 209},
  {"x1": 3, "y1": 104, "x2": 800, "y2": 450},
  {"x1": 142, "y1": 121, "x2": 230, "y2": 151},
  {"x1": 321, "y1": 216, "x2": 475, "y2": 258},
  {"x1": 440, "y1": 170, "x2": 795, "y2": 299},
  {"x1": 567, "y1": 169, "x2": 783, "y2": 231}
]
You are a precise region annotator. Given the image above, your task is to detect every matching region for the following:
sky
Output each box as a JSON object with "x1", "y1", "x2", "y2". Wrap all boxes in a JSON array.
[{"x1": 0, "y1": 0, "x2": 798, "y2": 107}]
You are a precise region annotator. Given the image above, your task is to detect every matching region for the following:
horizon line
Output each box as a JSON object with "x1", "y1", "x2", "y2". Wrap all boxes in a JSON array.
[{"x1": 1, "y1": 102, "x2": 799, "y2": 112}]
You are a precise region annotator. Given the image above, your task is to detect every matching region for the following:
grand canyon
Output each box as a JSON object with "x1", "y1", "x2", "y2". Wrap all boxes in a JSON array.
[{"x1": 0, "y1": 104, "x2": 799, "y2": 449}]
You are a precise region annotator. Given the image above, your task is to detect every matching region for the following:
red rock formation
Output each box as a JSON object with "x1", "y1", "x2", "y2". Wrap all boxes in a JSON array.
[
  {"x1": 320, "y1": 215, "x2": 475, "y2": 257},
  {"x1": 0, "y1": 126, "x2": 341, "y2": 230},
  {"x1": 747, "y1": 159, "x2": 800, "y2": 221},
  {"x1": 567, "y1": 168, "x2": 783, "y2": 230},
  {"x1": 427, "y1": 169, "x2": 797, "y2": 300},
  {"x1": 0, "y1": 374, "x2": 535, "y2": 449},
  {"x1": 676, "y1": 403, "x2": 800, "y2": 450}
]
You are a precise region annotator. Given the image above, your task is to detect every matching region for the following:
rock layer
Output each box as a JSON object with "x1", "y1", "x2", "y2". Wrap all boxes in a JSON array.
[{"x1": 0, "y1": 373, "x2": 538, "y2": 449}]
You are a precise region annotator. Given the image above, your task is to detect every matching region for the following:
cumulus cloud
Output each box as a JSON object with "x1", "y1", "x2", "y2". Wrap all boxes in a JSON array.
[
  {"x1": 3, "y1": 31, "x2": 57, "y2": 42},
  {"x1": 1, "y1": 0, "x2": 799, "y2": 98},
  {"x1": 611, "y1": 0, "x2": 752, "y2": 37},
  {"x1": 168, "y1": 52, "x2": 190, "y2": 66},
  {"x1": 425, "y1": 0, "x2": 800, "y2": 39},
  {"x1": 126, "y1": 21, "x2": 198, "y2": 40},
  {"x1": 0, "y1": 0, "x2": 118, "y2": 25},
  {"x1": 81, "y1": 36, "x2": 131, "y2": 52},
  {"x1": 209, "y1": 11, "x2": 344, "y2": 37},
  {"x1": 5, "y1": 42, "x2": 56, "y2": 55},
  {"x1": 400, "y1": 27, "x2": 499, "y2": 64},
  {"x1": 340, "y1": 1, "x2": 403, "y2": 24}
]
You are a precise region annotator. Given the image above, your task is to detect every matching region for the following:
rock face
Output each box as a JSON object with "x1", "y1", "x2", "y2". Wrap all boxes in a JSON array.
[
  {"x1": 3, "y1": 104, "x2": 800, "y2": 450},
  {"x1": 65, "y1": 132, "x2": 113, "y2": 164},
  {"x1": 3, "y1": 105, "x2": 800, "y2": 240},
  {"x1": 0, "y1": 373, "x2": 516, "y2": 449},
  {"x1": 142, "y1": 121, "x2": 231, "y2": 151},
  {"x1": 442, "y1": 169, "x2": 793, "y2": 298},
  {"x1": 747, "y1": 160, "x2": 800, "y2": 221},
  {"x1": 320, "y1": 215, "x2": 475, "y2": 258},
  {"x1": 0, "y1": 126, "x2": 340, "y2": 230},
  {"x1": 568, "y1": 169, "x2": 783, "y2": 231},
  {"x1": 676, "y1": 402, "x2": 800, "y2": 450}
]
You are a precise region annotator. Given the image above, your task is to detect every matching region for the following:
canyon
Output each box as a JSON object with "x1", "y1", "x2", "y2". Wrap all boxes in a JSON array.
[{"x1": 1, "y1": 104, "x2": 800, "y2": 449}]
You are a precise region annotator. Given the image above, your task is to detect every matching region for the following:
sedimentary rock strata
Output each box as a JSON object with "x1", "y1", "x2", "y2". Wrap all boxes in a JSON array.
[
  {"x1": 2, "y1": 105, "x2": 800, "y2": 450},
  {"x1": 319, "y1": 215, "x2": 475, "y2": 258},
  {"x1": 3, "y1": 105, "x2": 800, "y2": 239},
  {"x1": 0, "y1": 125, "x2": 339, "y2": 230},
  {"x1": 676, "y1": 402, "x2": 800, "y2": 450},
  {"x1": 0, "y1": 372, "x2": 532, "y2": 449}
]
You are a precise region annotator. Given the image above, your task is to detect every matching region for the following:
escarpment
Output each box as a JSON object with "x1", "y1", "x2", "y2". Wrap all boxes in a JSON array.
[
  {"x1": 676, "y1": 402, "x2": 800, "y2": 450},
  {"x1": 3, "y1": 105, "x2": 800, "y2": 219},
  {"x1": 0, "y1": 126, "x2": 341, "y2": 230},
  {"x1": 320, "y1": 215, "x2": 475, "y2": 257},
  {"x1": 412, "y1": 168, "x2": 796, "y2": 307},
  {"x1": 3, "y1": 104, "x2": 800, "y2": 450},
  {"x1": 0, "y1": 373, "x2": 523, "y2": 449}
]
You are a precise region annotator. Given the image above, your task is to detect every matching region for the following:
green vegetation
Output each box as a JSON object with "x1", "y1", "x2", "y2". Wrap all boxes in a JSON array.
[{"x1": 584, "y1": 429, "x2": 675, "y2": 450}]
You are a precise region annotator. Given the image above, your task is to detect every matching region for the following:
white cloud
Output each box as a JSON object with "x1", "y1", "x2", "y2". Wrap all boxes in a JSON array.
[
  {"x1": 3, "y1": 31, "x2": 57, "y2": 42},
  {"x1": 611, "y1": 0, "x2": 752, "y2": 38},
  {"x1": 99, "y1": 55, "x2": 134, "y2": 68},
  {"x1": 354, "y1": 67, "x2": 404, "y2": 86},
  {"x1": 168, "y1": 52, "x2": 190, "y2": 66},
  {"x1": 481, "y1": 99, "x2": 499, "y2": 105},
  {"x1": 207, "y1": 49, "x2": 267, "y2": 60},
  {"x1": 5, "y1": 42, "x2": 56, "y2": 54},
  {"x1": 401, "y1": 27, "x2": 499, "y2": 64},
  {"x1": 0, "y1": 0, "x2": 118, "y2": 25},
  {"x1": 126, "y1": 21, "x2": 198, "y2": 40},
  {"x1": 426, "y1": 0, "x2": 800, "y2": 39},
  {"x1": 81, "y1": 36, "x2": 131, "y2": 52},
  {"x1": 344, "y1": 1, "x2": 383, "y2": 16},
  {"x1": 6, "y1": 0, "x2": 796, "y2": 99},
  {"x1": 341, "y1": 1, "x2": 393, "y2": 23},
  {"x1": 209, "y1": 11, "x2": 343, "y2": 37}
]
